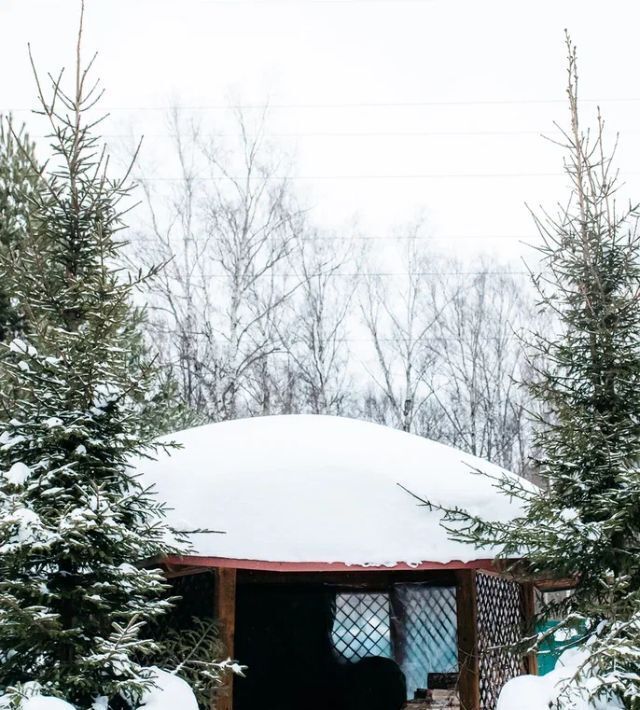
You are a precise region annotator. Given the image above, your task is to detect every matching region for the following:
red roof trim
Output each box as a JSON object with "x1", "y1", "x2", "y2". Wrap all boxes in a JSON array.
[{"x1": 161, "y1": 555, "x2": 497, "y2": 573}]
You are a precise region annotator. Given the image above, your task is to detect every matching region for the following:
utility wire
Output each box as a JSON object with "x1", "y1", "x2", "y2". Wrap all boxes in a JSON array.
[
  {"x1": 30, "y1": 130, "x2": 568, "y2": 138},
  {"x1": 130, "y1": 172, "x2": 574, "y2": 181},
  {"x1": 143, "y1": 271, "x2": 530, "y2": 278},
  {"x1": 147, "y1": 326, "x2": 527, "y2": 343},
  {"x1": 130, "y1": 234, "x2": 535, "y2": 241},
  {"x1": 6, "y1": 97, "x2": 640, "y2": 112},
  {"x1": 189, "y1": 0, "x2": 442, "y2": 5}
]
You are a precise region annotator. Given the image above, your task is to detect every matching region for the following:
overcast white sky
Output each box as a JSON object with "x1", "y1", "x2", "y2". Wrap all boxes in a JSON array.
[{"x1": 3, "y1": 0, "x2": 640, "y2": 262}]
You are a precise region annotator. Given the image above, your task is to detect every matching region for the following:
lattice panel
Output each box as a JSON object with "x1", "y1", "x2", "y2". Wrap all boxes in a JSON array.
[
  {"x1": 332, "y1": 592, "x2": 392, "y2": 660},
  {"x1": 476, "y1": 573, "x2": 526, "y2": 710},
  {"x1": 393, "y1": 585, "x2": 458, "y2": 697}
]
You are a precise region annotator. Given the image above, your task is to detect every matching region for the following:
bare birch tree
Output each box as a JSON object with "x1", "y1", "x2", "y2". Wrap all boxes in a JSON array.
[
  {"x1": 359, "y1": 234, "x2": 534, "y2": 472},
  {"x1": 131, "y1": 107, "x2": 301, "y2": 421},
  {"x1": 128, "y1": 109, "x2": 536, "y2": 472},
  {"x1": 425, "y1": 259, "x2": 534, "y2": 473},
  {"x1": 360, "y1": 232, "x2": 439, "y2": 432},
  {"x1": 277, "y1": 227, "x2": 361, "y2": 414}
]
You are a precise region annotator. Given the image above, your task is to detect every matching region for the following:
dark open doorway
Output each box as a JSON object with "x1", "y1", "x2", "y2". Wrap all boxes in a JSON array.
[{"x1": 234, "y1": 579, "x2": 457, "y2": 709}]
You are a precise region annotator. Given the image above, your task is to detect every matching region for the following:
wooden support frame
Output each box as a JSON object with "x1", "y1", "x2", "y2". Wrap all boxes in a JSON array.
[
  {"x1": 389, "y1": 585, "x2": 406, "y2": 668},
  {"x1": 456, "y1": 569, "x2": 480, "y2": 710},
  {"x1": 214, "y1": 568, "x2": 237, "y2": 710},
  {"x1": 522, "y1": 581, "x2": 539, "y2": 676},
  {"x1": 237, "y1": 567, "x2": 458, "y2": 587},
  {"x1": 191, "y1": 564, "x2": 542, "y2": 710}
]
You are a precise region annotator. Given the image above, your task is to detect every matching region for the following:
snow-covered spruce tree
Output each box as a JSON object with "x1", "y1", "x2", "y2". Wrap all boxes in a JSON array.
[
  {"x1": 434, "y1": 37, "x2": 640, "y2": 707},
  {"x1": 0, "y1": 25, "x2": 186, "y2": 710},
  {"x1": 0, "y1": 117, "x2": 40, "y2": 343}
]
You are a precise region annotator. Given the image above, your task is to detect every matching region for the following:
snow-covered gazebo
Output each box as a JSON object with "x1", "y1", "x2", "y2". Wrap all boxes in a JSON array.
[{"x1": 136, "y1": 415, "x2": 539, "y2": 710}]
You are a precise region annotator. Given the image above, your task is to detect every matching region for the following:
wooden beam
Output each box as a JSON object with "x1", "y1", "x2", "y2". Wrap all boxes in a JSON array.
[
  {"x1": 237, "y1": 567, "x2": 458, "y2": 587},
  {"x1": 522, "y1": 582, "x2": 539, "y2": 676},
  {"x1": 534, "y1": 577, "x2": 578, "y2": 592},
  {"x1": 161, "y1": 553, "x2": 498, "y2": 573},
  {"x1": 456, "y1": 569, "x2": 480, "y2": 710},
  {"x1": 162, "y1": 564, "x2": 213, "y2": 580},
  {"x1": 389, "y1": 586, "x2": 406, "y2": 668},
  {"x1": 214, "y1": 568, "x2": 237, "y2": 710}
]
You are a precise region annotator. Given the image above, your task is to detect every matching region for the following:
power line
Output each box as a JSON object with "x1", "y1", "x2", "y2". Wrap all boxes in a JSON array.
[
  {"x1": 148, "y1": 271, "x2": 530, "y2": 278},
  {"x1": 33, "y1": 129, "x2": 558, "y2": 139},
  {"x1": 6, "y1": 97, "x2": 640, "y2": 113},
  {"x1": 24, "y1": 128, "x2": 640, "y2": 140},
  {"x1": 147, "y1": 325, "x2": 526, "y2": 343},
  {"x1": 186, "y1": 0, "x2": 443, "y2": 4},
  {"x1": 130, "y1": 233, "x2": 535, "y2": 242},
  {"x1": 132, "y1": 172, "x2": 571, "y2": 181}
]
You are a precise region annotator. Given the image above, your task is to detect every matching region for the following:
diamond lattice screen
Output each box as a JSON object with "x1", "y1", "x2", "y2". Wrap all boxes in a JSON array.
[
  {"x1": 476, "y1": 572, "x2": 526, "y2": 710},
  {"x1": 393, "y1": 584, "x2": 458, "y2": 697},
  {"x1": 331, "y1": 586, "x2": 459, "y2": 700},
  {"x1": 332, "y1": 592, "x2": 392, "y2": 660}
]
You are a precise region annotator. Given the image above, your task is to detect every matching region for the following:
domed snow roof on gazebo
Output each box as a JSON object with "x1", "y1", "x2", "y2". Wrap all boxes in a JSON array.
[{"x1": 136, "y1": 414, "x2": 528, "y2": 570}]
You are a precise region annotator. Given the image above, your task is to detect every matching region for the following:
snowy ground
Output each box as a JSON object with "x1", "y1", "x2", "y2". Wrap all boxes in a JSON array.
[
  {"x1": 497, "y1": 646, "x2": 623, "y2": 710},
  {"x1": 0, "y1": 668, "x2": 199, "y2": 710}
]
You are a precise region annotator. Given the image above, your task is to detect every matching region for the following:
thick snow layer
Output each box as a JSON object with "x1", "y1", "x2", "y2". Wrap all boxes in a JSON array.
[
  {"x1": 0, "y1": 672, "x2": 198, "y2": 710},
  {"x1": 497, "y1": 647, "x2": 624, "y2": 710},
  {"x1": 20, "y1": 699, "x2": 75, "y2": 710},
  {"x1": 135, "y1": 668, "x2": 198, "y2": 710},
  {"x1": 134, "y1": 415, "x2": 532, "y2": 567},
  {"x1": 0, "y1": 694, "x2": 74, "y2": 710},
  {"x1": 496, "y1": 674, "x2": 557, "y2": 710},
  {"x1": 6, "y1": 461, "x2": 30, "y2": 485}
]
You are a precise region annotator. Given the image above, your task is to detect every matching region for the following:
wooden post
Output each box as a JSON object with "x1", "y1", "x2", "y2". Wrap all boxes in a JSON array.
[
  {"x1": 214, "y1": 567, "x2": 237, "y2": 710},
  {"x1": 456, "y1": 570, "x2": 480, "y2": 710},
  {"x1": 522, "y1": 582, "x2": 539, "y2": 676},
  {"x1": 389, "y1": 586, "x2": 406, "y2": 668}
]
